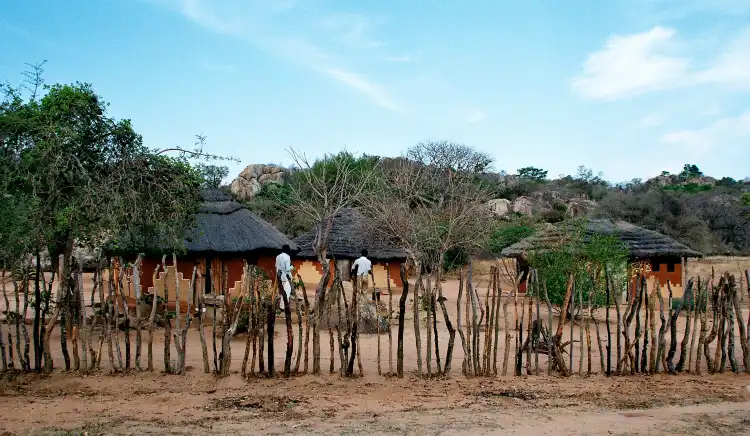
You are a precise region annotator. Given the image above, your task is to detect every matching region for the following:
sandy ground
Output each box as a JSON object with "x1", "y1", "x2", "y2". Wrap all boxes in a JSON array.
[{"x1": 0, "y1": 257, "x2": 749, "y2": 435}]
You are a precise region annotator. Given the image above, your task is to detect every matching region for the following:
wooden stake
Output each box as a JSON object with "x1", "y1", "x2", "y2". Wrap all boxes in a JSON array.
[
  {"x1": 146, "y1": 257, "x2": 160, "y2": 371},
  {"x1": 457, "y1": 268, "x2": 468, "y2": 376},
  {"x1": 493, "y1": 267, "x2": 502, "y2": 376},
  {"x1": 387, "y1": 264, "x2": 393, "y2": 375},
  {"x1": 396, "y1": 265, "x2": 409, "y2": 378},
  {"x1": 413, "y1": 263, "x2": 423, "y2": 376}
]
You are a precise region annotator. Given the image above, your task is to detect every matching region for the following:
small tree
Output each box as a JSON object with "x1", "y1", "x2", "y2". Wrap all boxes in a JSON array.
[
  {"x1": 365, "y1": 140, "x2": 494, "y2": 376},
  {"x1": 279, "y1": 149, "x2": 378, "y2": 375},
  {"x1": 517, "y1": 166, "x2": 548, "y2": 182}
]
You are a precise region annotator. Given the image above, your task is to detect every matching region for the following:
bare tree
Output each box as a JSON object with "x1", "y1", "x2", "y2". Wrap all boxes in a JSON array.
[
  {"x1": 280, "y1": 149, "x2": 377, "y2": 375},
  {"x1": 364, "y1": 140, "x2": 494, "y2": 377}
]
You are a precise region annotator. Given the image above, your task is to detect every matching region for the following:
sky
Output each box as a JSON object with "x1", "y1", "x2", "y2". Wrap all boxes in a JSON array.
[{"x1": 1, "y1": 0, "x2": 749, "y2": 183}]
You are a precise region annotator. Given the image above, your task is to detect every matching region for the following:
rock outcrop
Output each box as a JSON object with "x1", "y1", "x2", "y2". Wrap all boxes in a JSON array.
[
  {"x1": 512, "y1": 197, "x2": 534, "y2": 216},
  {"x1": 230, "y1": 164, "x2": 286, "y2": 201},
  {"x1": 487, "y1": 199, "x2": 512, "y2": 217}
]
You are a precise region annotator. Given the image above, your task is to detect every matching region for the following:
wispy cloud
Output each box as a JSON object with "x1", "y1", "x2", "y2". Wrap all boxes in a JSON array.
[
  {"x1": 152, "y1": 0, "x2": 404, "y2": 113},
  {"x1": 201, "y1": 60, "x2": 236, "y2": 73},
  {"x1": 571, "y1": 27, "x2": 689, "y2": 100},
  {"x1": 571, "y1": 26, "x2": 750, "y2": 100},
  {"x1": 660, "y1": 110, "x2": 750, "y2": 155},
  {"x1": 385, "y1": 55, "x2": 411, "y2": 63},
  {"x1": 318, "y1": 67, "x2": 402, "y2": 113},
  {"x1": 465, "y1": 109, "x2": 487, "y2": 124},
  {"x1": 320, "y1": 12, "x2": 384, "y2": 49}
]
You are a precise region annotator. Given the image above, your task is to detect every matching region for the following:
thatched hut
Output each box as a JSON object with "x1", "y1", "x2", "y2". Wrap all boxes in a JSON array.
[
  {"x1": 110, "y1": 188, "x2": 297, "y2": 304},
  {"x1": 501, "y1": 219, "x2": 702, "y2": 297},
  {"x1": 292, "y1": 208, "x2": 408, "y2": 288}
]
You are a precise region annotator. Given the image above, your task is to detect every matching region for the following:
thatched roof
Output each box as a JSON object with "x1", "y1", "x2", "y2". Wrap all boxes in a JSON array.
[
  {"x1": 293, "y1": 208, "x2": 408, "y2": 261},
  {"x1": 108, "y1": 189, "x2": 296, "y2": 256},
  {"x1": 501, "y1": 219, "x2": 702, "y2": 260}
]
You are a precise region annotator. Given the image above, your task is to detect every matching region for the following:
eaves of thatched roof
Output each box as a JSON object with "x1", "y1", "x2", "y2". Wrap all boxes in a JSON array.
[
  {"x1": 293, "y1": 208, "x2": 408, "y2": 261},
  {"x1": 501, "y1": 219, "x2": 702, "y2": 260},
  {"x1": 108, "y1": 189, "x2": 297, "y2": 256}
]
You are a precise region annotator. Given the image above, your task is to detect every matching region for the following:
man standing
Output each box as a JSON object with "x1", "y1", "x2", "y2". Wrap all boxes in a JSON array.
[
  {"x1": 351, "y1": 249, "x2": 375, "y2": 298},
  {"x1": 275, "y1": 244, "x2": 293, "y2": 310}
]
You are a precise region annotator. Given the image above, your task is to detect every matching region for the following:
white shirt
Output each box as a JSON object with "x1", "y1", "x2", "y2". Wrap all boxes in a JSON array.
[
  {"x1": 275, "y1": 252, "x2": 292, "y2": 282},
  {"x1": 352, "y1": 256, "x2": 372, "y2": 276}
]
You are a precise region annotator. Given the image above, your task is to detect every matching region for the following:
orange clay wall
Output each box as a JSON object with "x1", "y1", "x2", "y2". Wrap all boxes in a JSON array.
[{"x1": 292, "y1": 259, "x2": 403, "y2": 289}]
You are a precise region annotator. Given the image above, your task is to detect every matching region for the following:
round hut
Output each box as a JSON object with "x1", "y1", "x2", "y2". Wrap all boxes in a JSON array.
[
  {"x1": 110, "y1": 188, "x2": 297, "y2": 306},
  {"x1": 292, "y1": 208, "x2": 408, "y2": 289},
  {"x1": 501, "y1": 219, "x2": 702, "y2": 298}
]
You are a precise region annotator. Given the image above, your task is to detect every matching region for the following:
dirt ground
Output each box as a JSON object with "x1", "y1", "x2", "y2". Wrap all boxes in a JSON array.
[
  {"x1": 0, "y1": 371, "x2": 748, "y2": 435},
  {"x1": 0, "y1": 256, "x2": 749, "y2": 435}
]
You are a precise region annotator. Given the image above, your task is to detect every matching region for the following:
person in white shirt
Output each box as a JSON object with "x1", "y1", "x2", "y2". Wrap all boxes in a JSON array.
[
  {"x1": 275, "y1": 244, "x2": 293, "y2": 311},
  {"x1": 351, "y1": 249, "x2": 375, "y2": 297}
]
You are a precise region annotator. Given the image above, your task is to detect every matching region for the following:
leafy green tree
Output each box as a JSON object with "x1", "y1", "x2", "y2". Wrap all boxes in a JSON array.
[
  {"x1": 679, "y1": 164, "x2": 703, "y2": 179},
  {"x1": 196, "y1": 163, "x2": 229, "y2": 188},
  {"x1": 517, "y1": 166, "x2": 548, "y2": 182},
  {"x1": 528, "y1": 221, "x2": 629, "y2": 308},
  {"x1": 1, "y1": 69, "x2": 207, "y2": 372}
]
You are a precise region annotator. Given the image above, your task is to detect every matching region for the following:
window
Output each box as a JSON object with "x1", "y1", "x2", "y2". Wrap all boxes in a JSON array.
[
  {"x1": 667, "y1": 262, "x2": 675, "y2": 273},
  {"x1": 650, "y1": 260, "x2": 660, "y2": 272}
]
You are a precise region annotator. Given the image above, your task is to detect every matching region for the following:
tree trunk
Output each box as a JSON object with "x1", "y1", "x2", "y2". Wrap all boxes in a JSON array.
[
  {"x1": 2, "y1": 270, "x2": 13, "y2": 370},
  {"x1": 640, "y1": 286, "x2": 649, "y2": 373},
  {"x1": 43, "y1": 254, "x2": 67, "y2": 374},
  {"x1": 396, "y1": 265, "x2": 409, "y2": 378},
  {"x1": 21, "y1": 274, "x2": 32, "y2": 371},
  {"x1": 33, "y1": 253, "x2": 42, "y2": 372},
  {"x1": 493, "y1": 268, "x2": 503, "y2": 376}
]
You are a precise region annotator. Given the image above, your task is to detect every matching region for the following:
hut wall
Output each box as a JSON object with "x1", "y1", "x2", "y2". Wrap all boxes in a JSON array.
[
  {"x1": 292, "y1": 259, "x2": 403, "y2": 288},
  {"x1": 630, "y1": 258, "x2": 684, "y2": 299}
]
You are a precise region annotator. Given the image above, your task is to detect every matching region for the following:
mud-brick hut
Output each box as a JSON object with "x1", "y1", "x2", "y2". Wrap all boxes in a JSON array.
[
  {"x1": 292, "y1": 208, "x2": 408, "y2": 289},
  {"x1": 110, "y1": 189, "x2": 297, "y2": 306},
  {"x1": 501, "y1": 219, "x2": 702, "y2": 298}
]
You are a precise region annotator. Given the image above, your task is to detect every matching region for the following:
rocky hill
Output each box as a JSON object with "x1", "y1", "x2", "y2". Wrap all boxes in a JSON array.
[{"x1": 231, "y1": 161, "x2": 750, "y2": 255}]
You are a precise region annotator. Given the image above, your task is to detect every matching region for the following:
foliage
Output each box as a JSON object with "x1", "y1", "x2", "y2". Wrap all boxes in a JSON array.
[
  {"x1": 0, "y1": 65, "x2": 210, "y2": 270},
  {"x1": 662, "y1": 183, "x2": 713, "y2": 194},
  {"x1": 517, "y1": 166, "x2": 548, "y2": 182},
  {"x1": 487, "y1": 222, "x2": 536, "y2": 255},
  {"x1": 528, "y1": 221, "x2": 629, "y2": 307},
  {"x1": 196, "y1": 164, "x2": 229, "y2": 188},
  {"x1": 679, "y1": 164, "x2": 703, "y2": 179},
  {"x1": 248, "y1": 151, "x2": 379, "y2": 239},
  {"x1": 364, "y1": 140, "x2": 495, "y2": 273}
]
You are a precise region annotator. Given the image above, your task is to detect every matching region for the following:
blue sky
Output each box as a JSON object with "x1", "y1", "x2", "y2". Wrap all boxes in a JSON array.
[{"x1": 2, "y1": 0, "x2": 749, "y2": 182}]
